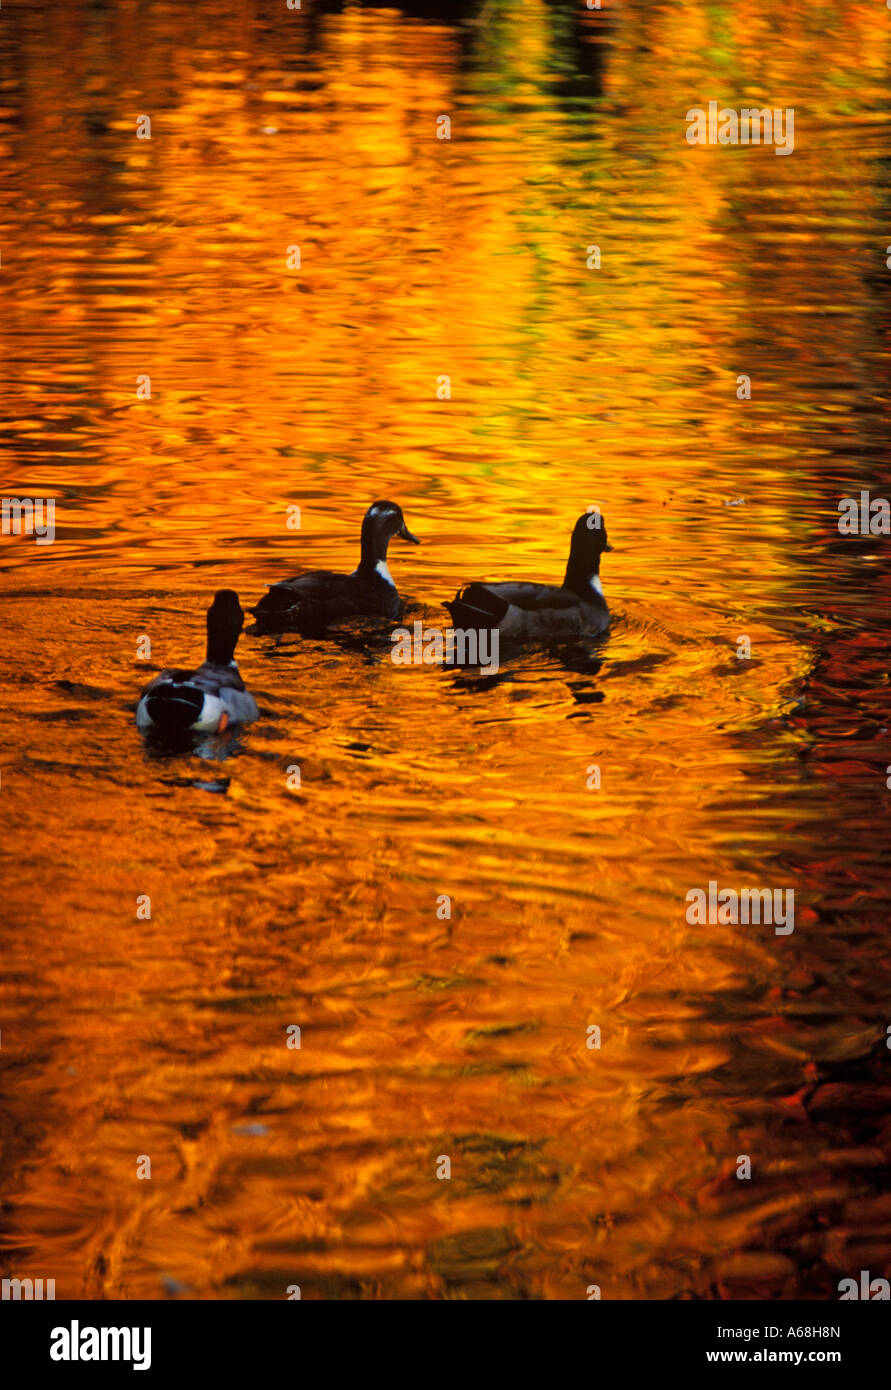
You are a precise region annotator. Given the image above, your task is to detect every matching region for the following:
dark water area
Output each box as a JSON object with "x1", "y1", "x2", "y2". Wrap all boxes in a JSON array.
[{"x1": 1, "y1": 0, "x2": 890, "y2": 1300}]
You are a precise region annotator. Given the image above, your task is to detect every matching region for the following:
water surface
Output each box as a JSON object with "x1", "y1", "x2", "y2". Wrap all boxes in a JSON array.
[{"x1": 1, "y1": 0, "x2": 890, "y2": 1300}]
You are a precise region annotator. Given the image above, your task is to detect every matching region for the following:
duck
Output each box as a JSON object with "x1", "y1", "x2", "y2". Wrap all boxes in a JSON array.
[
  {"x1": 136, "y1": 590, "x2": 259, "y2": 734},
  {"x1": 445, "y1": 510, "x2": 613, "y2": 640},
  {"x1": 251, "y1": 500, "x2": 420, "y2": 634}
]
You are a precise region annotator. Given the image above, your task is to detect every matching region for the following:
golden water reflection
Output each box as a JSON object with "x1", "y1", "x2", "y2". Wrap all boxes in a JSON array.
[{"x1": 1, "y1": 0, "x2": 890, "y2": 1299}]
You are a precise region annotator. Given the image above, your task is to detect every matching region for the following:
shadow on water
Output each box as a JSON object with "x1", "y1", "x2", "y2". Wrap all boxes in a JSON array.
[{"x1": 2, "y1": 0, "x2": 891, "y2": 1302}]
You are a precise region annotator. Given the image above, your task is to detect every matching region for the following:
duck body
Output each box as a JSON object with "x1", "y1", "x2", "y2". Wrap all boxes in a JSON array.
[
  {"x1": 253, "y1": 561, "x2": 401, "y2": 631},
  {"x1": 136, "y1": 661, "x2": 258, "y2": 733},
  {"x1": 445, "y1": 511, "x2": 612, "y2": 641},
  {"x1": 136, "y1": 590, "x2": 259, "y2": 734},
  {"x1": 252, "y1": 501, "x2": 419, "y2": 635}
]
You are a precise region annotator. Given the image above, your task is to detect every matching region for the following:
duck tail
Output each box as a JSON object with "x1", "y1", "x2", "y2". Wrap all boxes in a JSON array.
[
  {"x1": 445, "y1": 584, "x2": 508, "y2": 631},
  {"x1": 251, "y1": 600, "x2": 325, "y2": 637},
  {"x1": 143, "y1": 683, "x2": 204, "y2": 729},
  {"x1": 250, "y1": 586, "x2": 291, "y2": 619}
]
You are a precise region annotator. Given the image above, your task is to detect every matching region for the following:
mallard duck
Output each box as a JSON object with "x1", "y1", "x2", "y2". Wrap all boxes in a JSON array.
[
  {"x1": 251, "y1": 500, "x2": 419, "y2": 634},
  {"x1": 136, "y1": 590, "x2": 258, "y2": 733},
  {"x1": 445, "y1": 510, "x2": 613, "y2": 640}
]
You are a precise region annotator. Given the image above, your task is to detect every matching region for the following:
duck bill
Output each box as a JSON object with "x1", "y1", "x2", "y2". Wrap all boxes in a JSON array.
[
  {"x1": 398, "y1": 522, "x2": 420, "y2": 544},
  {"x1": 604, "y1": 543, "x2": 614, "y2": 552}
]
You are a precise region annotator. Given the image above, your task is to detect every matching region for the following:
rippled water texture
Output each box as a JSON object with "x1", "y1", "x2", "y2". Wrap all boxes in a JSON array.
[{"x1": 1, "y1": 0, "x2": 890, "y2": 1300}]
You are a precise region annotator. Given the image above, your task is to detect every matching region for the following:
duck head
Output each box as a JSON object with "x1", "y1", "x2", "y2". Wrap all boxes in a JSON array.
[
  {"x1": 359, "y1": 500, "x2": 420, "y2": 569},
  {"x1": 206, "y1": 589, "x2": 246, "y2": 665},
  {"x1": 563, "y1": 509, "x2": 614, "y2": 597}
]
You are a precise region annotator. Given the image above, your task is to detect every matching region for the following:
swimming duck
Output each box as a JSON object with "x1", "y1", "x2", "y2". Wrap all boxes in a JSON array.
[
  {"x1": 136, "y1": 590, "x2": 259, "y2": 733},
  {"x1": 252, "y1": 500, "x2": 420, "y2": 634},
  {"x1": 445, "y1": 510, "x2": 613, "y2": 640}
]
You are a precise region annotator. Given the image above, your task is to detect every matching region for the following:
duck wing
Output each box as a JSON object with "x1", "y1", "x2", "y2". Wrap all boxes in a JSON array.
[
  {"x1": 193, "y1": 661, "x2": 260, "y2": 723},
  {"x1": 469, "y1": 582, "x2": 579, "y2": 612},
  {"x1": 252, "y1": 569, "x2": 351, "y2": 616},
  {"x1": 252, "y1": 569, "x2": 397, "y2": 634},
  {"x1": 446, "y1": 581, "x2": 578, "y2": 626},
  {"x1": 446, "y1": 581, "x2": 608, "y2": 641}
]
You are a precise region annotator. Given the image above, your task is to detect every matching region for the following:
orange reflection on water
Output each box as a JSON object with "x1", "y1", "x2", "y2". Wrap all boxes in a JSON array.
[{"x1": 1, "y1": 0, "x2": 890, "y2": 1300}]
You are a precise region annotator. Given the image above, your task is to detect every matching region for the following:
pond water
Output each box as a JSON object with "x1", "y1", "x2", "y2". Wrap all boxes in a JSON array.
[{"x1": 1, "y1": 0, "x2": 890, "y2": 1299}]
